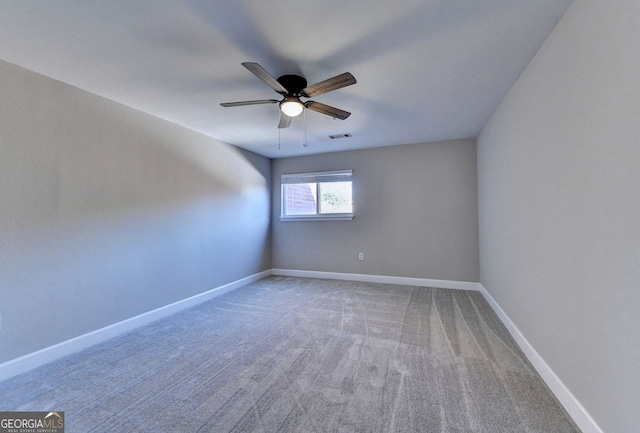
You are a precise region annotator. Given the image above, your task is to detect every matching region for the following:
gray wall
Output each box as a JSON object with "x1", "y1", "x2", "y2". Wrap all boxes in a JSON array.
[
  {"x1": 477, "y1": 1, "x2": 640, "y2": 431},
  {"x1": 272, "y1": 140, "x2": 479, "y2": 282},
  {"x1": 0, "y1": 60, "x2": 271, "y2": 363}
]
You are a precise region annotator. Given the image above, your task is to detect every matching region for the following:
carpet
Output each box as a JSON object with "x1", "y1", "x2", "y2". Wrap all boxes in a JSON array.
[{"x1": 0, "y1": 276, "x2": 580, "y2": 432}]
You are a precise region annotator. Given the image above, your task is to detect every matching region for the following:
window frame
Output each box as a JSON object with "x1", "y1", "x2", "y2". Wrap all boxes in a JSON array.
[{"x1": 280, "y1": 169, "x2": 354, "y2": 221}]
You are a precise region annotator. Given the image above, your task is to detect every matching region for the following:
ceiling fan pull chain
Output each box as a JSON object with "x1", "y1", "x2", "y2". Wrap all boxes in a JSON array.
[
  {"x1": 278, "y1": 127, "x2": 281, "y2": 150},
  {"x1": 303, "y1": 109, "x2": 308, "y2": 147}
]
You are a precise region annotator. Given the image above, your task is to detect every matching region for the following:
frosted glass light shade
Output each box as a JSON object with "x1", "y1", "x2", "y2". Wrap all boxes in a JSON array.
[{"x1": 280, "y1": 97, "x2": 304, "y2": 117}]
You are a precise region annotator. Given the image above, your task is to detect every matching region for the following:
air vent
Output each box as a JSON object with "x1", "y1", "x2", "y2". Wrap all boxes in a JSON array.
[{"x1": 328, "y1": 133, "x2": 352, "y2": 140}]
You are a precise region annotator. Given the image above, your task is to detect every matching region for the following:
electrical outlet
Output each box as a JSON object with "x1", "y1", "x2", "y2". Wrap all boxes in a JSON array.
[{"x1": 358, "y1": 252, "x2": 364, "y2": 261}]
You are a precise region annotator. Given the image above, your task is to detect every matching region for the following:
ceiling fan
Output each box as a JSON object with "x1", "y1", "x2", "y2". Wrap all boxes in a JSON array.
[{"x1": 221, "y1": 62, "x2": 356, "y2": 129}]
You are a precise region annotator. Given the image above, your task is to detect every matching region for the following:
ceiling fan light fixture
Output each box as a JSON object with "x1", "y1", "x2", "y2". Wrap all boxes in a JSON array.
[
  {"x1": 221, "y1": 63, "x2": 356, "y2": 127},
  {"x1": 280, "y1": 97, "x2": 304, "y2": 117}
]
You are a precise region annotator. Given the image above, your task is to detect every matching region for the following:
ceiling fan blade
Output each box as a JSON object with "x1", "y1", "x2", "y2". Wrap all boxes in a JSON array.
[
  {"x1": 220, "y1": 99, "x2": 279, "y2": 107},
  {"x1": 242, "y1": 62, "x2": 288, "y2": 95},
  {"x1": 304, "y1": 101, "x2": 351, "y2": 120},
  {"x1": 278, "y1": 112, "x2": 292, "y2": 129},
  {"x1": 302, "y1": 72, "x2": 356, "y2": 97}
]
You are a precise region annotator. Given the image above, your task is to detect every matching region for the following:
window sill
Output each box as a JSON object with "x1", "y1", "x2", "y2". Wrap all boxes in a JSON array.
[{"x1": 280, "y1": 215, "x2": 354, "y2": 222}]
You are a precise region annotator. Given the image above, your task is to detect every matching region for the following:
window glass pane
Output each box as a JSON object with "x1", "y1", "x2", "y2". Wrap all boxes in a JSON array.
[
  {"x1": 284, "y1": 183, "x2": 317, "y2": 216},
  {"x1": 319, "y1": 181, "x2": 352, "y2": 214}
]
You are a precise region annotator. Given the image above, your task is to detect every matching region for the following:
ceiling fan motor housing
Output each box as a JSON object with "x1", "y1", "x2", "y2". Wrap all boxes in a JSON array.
[{"x1": 277, "y1": 74, "x2": 308, "y2": 95}]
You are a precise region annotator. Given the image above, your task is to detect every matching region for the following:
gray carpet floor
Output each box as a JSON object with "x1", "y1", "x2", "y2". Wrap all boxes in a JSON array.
[{"x1": 0, "y1": 276, "x2": 580, "y2": 432}]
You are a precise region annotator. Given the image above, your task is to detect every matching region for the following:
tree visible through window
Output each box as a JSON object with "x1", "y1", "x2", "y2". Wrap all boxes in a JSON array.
[
  {"x1": 281, "y1": 170, "x2": 353, "y2": 220},
  {"x1": 319, "y1": 182, "x2": 352, "y2": 214}
]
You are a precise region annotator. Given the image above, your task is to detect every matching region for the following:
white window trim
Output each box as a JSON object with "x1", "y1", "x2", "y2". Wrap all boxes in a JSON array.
[
  {"x1": 280, "y1": 169, "x2": 354, "y2": 221},
  {"x1": 280, "y1": 215, "x2": 354, "y2": 222}
]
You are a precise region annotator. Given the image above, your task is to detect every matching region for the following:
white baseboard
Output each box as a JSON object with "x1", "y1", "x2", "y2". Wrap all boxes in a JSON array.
[
  {"x1": 478, "y1": 284, "x2": 603, "y2": 433},
  {"x1": 0, "y1": 270, "x2": 271, "y2": 382},
  {"x1": 271, "y1": 268, "x2": 479, "y2": 291}
]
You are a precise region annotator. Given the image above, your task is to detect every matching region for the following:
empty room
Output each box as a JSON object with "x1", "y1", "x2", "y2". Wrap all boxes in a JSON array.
[{"x1": 0, "y1": 1, "x2": 637, "y2": 432}]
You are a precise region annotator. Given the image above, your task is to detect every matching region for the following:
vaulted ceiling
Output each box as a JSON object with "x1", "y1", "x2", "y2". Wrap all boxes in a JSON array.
[{"x1": 0, "y1": 0, "x2": 572, "y2": 158}]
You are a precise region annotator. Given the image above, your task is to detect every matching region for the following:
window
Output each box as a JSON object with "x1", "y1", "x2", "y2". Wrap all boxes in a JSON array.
[{"x1": 281, "y1": 170, "x2": 353, "y2": 221}]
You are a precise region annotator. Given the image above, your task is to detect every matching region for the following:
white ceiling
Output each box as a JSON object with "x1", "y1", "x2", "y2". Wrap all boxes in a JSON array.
[{"x1": 0, "y1": 0, "x2": 572, "y2": 159}]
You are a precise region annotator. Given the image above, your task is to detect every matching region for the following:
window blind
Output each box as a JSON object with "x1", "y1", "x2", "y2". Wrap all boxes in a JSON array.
[{"x1": 281, "y1": 170, "x2": 352, "y2": 184}]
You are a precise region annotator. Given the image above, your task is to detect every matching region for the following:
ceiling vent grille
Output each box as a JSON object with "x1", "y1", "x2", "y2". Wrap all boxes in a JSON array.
[{"x1": 328, "y1": 133, "x2": 352, "y2": 140}]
